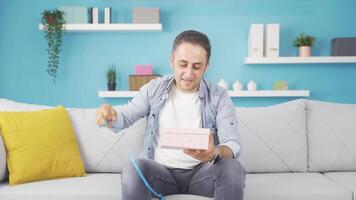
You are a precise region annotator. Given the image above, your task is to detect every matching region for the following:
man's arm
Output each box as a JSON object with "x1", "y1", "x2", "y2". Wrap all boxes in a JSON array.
[
  {"x1": 183, "y1": 134, "x2": 234, "y2": 162},
  {"x1": 215, "y1": 89, "x2": 241, "y2": 158},
  {"x1": 110, "y1": 83, "x2": 152, "y2": 132},
  {"x1": 183, "y1": 90, "x2": 240, "y2": 162},
  {"x1": 97, "y1": 80, "x2": 153, "y2": 133},
  {"x1": 218, "y1": 144, "x2": 234, "y2": 159}
]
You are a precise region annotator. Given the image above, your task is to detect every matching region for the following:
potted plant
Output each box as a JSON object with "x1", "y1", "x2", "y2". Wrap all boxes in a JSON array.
[
  {"x1": 106, "y1": 65, "x2": 117, "y2": 91},
  {"x1": 294, "y1": 33, "x2": 316, "y2": 57},
  {"x1": 41, "y1": 9, "x2": 65, "y2": 83}
]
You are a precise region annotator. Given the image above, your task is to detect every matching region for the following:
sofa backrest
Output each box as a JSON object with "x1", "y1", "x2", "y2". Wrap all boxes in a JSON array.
[
  {"x1": 2, "y1": 98, "x2": 356, "y2": 181},
  {"x1": 307, "y1": 100, "x2": 356, "y2": 172},
  {"x1": 237, "y1": 99, "x2": 308, "y2": 173},
  {"x1": 0, "y1": 99, "x2": 146, "y2": 179}
]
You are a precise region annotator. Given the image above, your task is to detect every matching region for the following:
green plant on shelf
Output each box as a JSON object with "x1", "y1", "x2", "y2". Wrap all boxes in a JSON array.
[
  {"x1": 106, "y1": 64, "x2": 117, "y2": 91},
  {"x1": 41, "y1": 9, "x2": 65, "y2": 83},
  {"x1": 293, "y1": 33, "x2": 316, "y2": 47}
]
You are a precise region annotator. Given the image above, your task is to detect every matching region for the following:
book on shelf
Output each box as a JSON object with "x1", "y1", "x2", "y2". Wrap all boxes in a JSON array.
[
  {"x1": 104, "y1": 7, "x2": 111, "y2": 24},
  {"x1": 248, "y1": 24, "x2": 264, "y2": 57},
  {"x1": 265, "y1": 24, "x2": 280, "y2": 57},
  {"x1": 92, "y1": 7, "x2": 99, "y2": 24}
]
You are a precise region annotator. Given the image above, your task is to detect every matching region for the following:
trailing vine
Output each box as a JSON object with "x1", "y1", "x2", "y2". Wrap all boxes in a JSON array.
[{"x1": 41, "y1": 9, "x2": 65, "y2": 83}]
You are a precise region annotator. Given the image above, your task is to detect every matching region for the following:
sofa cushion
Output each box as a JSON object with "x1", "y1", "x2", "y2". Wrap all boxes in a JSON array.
[
  {"x1": 236, "y1": 99, "x2": 307, "y2": 173},
  {"x1": 325, "y1": 172, "x2": 356, "y2": 198},
  {"x1": 0, "y1": 174, "x2": 122, "y2": 200},
  {"x1": 0, "y1": 173, "x2": 211, "y2": 200},
  {"x1": 0, "y1": 106, "x2": 86, "y2": 185},
  {"x1": 0, "y1": 99, "x2": 146, "y2": 173},
  {"x1": 307, "y1": 100, "x2": 356, "y2": 172},
  {"x1": 245, "y1": 173, "x2": 352, "y2": 200}
]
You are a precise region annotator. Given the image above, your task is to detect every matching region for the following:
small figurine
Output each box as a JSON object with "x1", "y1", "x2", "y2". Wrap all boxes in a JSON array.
[
  {"x1": 217, "y1": 79, "x2": 229, "y2": 90},
  {"x1": 247, "y1": 80, "x2": 257, "y2": 91},
  {"x1": 233, "y1": 81, "x2": 243, "y2": 91}
]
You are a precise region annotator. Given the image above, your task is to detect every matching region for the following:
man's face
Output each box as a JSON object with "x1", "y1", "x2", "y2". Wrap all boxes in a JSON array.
[{"x1": 170, "y1": 42, "x2": 208, "y2": 92}]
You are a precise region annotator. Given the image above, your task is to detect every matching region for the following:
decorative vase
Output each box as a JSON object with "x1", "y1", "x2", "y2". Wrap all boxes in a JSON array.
[
  {"x1": 247, "y1": 80, "x2": 257, "y2": 91},
  {"x1": 107, "y1": 83, "x2": 116, "y2": 91},
  {"x1": 299, "y1": 46, "x2": 312, "y2": 57},
  {"x1": 217, "y1": 79, "x2": 228, "y2": 90},
  {"x1": 233, "y1": 81, "x2": 243, "y2": 91}
]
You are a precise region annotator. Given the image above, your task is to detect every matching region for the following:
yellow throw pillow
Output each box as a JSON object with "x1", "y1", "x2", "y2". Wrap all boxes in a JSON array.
[{"x1": 0, "y1": 106, "x2": 86, "y2": 185}]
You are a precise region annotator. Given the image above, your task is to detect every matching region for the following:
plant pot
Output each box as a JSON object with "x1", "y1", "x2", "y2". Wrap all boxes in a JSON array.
[
  {"x1": 45, "y1": 15, "x2": 57, "y2": 25},
  {"x1": 299, "y1": 46, "x2": 312, "y2": 57},
  {"x1": 107, "y1": 83, "x2": 116, "y2": 91}
]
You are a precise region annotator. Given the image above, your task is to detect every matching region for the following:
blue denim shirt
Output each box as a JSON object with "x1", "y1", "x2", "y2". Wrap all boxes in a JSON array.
[{"x1": 112, "y1": 74, "x2": 241, "y2": 159}]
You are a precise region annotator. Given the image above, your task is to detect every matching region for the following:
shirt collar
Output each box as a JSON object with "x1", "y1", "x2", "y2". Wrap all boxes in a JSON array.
[{"x1": 164, "y1": 74, "x2": 210, "y2": 101}]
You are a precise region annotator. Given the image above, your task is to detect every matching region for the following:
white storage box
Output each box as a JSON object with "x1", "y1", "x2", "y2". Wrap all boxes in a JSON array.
[{"x1": 133, "y1": 8, "x2": 160, "y2": 24}]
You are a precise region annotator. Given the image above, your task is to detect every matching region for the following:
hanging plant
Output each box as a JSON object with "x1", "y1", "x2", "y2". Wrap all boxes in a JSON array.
[{"x1": 41, "y1": 9, "x2": 65, "y2": 83}]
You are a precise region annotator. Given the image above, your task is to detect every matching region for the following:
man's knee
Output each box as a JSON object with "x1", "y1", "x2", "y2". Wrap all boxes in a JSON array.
[
  {"x1": 216, "y1": 159, "x2": 246, "y2": 185},
  {"x1": 122, "y1": 159, "x2": 153, "y2": 200},
  {"x1": 122, "y1": 159, "x2": 148, "y2": 187}
]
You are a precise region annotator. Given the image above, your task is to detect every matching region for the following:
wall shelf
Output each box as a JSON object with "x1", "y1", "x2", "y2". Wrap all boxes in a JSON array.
[
  {"x1": 227, "y1": 90, "x2": 309, "y2": 97},
  {"x1": 244, "y1": 56, "x2": 356, "y2": 64},
  {"x1": 38, "y1": 23, "x2": 163, "y2": 32},
  {"x1": 99, "y1": 91, "x2": 138, "y2": 98},
  {"x1": 98, "y1": 90, "x2": 310, "y2": 98}
]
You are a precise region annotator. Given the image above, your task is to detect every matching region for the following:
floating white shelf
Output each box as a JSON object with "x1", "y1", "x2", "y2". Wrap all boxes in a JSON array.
[
  {"x1": 227, "y1": 90, "x2": 310, "y2": 97},
  {"x1": 99, "y1": 91, "x2": 138, "y2": 98},
  {"x1": 244, "y1": 56, "x2": 356, "y2": 64},
  {"x1": 98, "y1": 90, "x2": 310, "y2": 98},
  {"x1": 38, "y1": 23, "x2": 163, "y2": 32}
]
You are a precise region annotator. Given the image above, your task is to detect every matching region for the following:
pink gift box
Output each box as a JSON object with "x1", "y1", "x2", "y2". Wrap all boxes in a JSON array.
[
  {"x1": 159, "y1": 128, "x2": 210, "y2": 150},
  {"x1": 135, "y1": 64, "x2": 153, "y2": 75}
]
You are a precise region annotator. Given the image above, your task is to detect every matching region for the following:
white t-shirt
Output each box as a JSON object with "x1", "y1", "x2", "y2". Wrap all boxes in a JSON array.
[{"x1": 154, "y1": 85, "x2": 202, "y2": 169}]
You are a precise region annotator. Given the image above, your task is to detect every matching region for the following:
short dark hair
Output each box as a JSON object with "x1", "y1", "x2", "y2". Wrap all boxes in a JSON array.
[{"x1": 172, "y1": 30, "x2": 211, "y2": 63}]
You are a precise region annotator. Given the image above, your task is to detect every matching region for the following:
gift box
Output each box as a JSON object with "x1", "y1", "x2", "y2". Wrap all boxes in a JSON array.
[
  {"x1": 159, "y1": 128, "x2": 210, "y2": 150},
  {"x1": 135, "y1": 64, "x2": 153, "y2": 75}
]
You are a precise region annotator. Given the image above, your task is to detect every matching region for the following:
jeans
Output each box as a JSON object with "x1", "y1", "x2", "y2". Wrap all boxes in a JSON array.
[{"x1": 122, "y1": 158, "x2": 246, "y2": 200}]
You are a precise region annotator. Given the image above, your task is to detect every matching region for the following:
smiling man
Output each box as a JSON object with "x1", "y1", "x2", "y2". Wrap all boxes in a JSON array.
[{"x1": 96, "y1": 30, "x2": 245, "y2": 200}]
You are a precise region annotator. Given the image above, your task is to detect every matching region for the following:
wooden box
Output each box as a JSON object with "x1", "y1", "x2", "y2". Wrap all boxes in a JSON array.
[{"x1": 129, "y1": 75, "x2": 160, "y2": 91}]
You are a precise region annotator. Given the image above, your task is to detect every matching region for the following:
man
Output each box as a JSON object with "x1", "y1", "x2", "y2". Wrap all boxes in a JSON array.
[{"x1": 96, "y1": 30, "x2": 245, "y2": 200}]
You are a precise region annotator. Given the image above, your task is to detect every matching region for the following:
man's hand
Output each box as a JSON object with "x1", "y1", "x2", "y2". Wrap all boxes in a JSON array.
[
  {"x1": 183, "y1": 133, "x2": 216, "y2": 162},
  {"x1": 96, "y1": 104, "x2": 117, "y2": 128}
]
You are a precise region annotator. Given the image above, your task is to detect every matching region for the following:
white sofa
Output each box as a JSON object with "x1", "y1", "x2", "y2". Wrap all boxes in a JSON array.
[{"x1": 1, "y1": 98, "x2": 356, "y2": 200}]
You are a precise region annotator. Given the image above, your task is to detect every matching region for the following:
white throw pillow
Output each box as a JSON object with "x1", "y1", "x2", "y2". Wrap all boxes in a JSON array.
[
  {"x1": 237, "y1": 99, "x2": 307, "y2": 173},
  {"x1": 307, "y1": 100, "x2": 356, "y2": 172},
  {"x1": 0, "y1": 99, "x2": 146, "y2": 174}
]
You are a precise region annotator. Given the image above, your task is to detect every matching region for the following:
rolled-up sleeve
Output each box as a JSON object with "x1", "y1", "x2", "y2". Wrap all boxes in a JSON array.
[
  {"x1": 111, "y1": 83, "x2": 151, "y2": 133},
  {"x1": 215, "y1": 90, "x2": 241, "y2": 158}
]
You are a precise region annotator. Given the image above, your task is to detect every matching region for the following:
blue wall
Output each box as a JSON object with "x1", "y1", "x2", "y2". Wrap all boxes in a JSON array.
[{"x1": 1, "y1": 0, "x2": 356, "y2": 107}]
